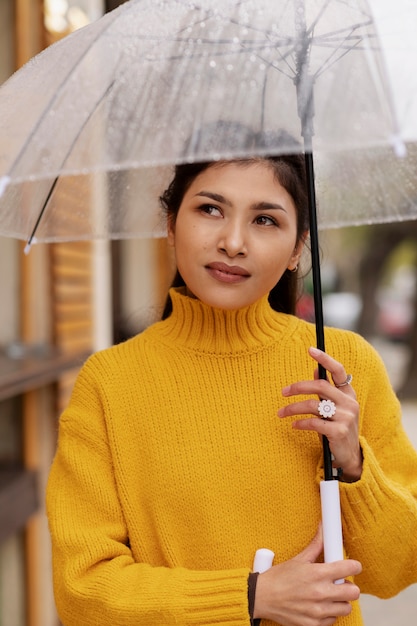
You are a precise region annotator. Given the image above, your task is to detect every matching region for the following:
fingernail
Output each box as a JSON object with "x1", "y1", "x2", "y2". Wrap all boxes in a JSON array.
[
  {"x1": 309, "y1": 347, "x2": 321, "y2": 356},
  {"x1": 282, "y1": 385, "x2": 291, "y2": 395}
]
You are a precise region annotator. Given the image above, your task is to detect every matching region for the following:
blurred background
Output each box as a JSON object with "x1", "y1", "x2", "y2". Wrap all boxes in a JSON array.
[
  {"x1": 0, "y1": 1, "x2": 416, "y2": 625},
  {"x1": 302, "y1": 224, "x2": 417, "y2": 397}
]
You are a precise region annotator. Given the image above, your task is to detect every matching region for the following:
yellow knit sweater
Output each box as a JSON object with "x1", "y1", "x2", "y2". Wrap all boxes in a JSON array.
[{"x1": 46, "y1": 288, "x2": 417, "y2": 626}]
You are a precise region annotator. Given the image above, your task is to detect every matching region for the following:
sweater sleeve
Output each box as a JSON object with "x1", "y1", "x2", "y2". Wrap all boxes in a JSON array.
[
  {"x1": 322, "y1": 336, "x2": 417, "y2": 598},
  {"x1": 46, "y1": 360, "x2": 251, "y2": 626},
  {"x1": 340, "y1": 434, "x2": 417, "y2": 598}
]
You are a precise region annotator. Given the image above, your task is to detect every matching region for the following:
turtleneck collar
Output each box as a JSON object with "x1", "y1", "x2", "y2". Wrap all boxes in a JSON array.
[{"x1": 151, "y1": 287, "x2": 299, "y2": 355}]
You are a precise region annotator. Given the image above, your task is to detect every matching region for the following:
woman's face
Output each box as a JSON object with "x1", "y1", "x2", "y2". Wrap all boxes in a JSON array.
[{"x1": 167, "y1": 161, "x2": 305, "y2": 310}]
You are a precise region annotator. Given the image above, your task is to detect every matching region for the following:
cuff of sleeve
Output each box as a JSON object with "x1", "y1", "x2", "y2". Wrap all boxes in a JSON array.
[
  {"x1": 315, "y1": 443, "x2": 364, "y2": 485},
  {"x1": 247, "y1": 572, "x2": 260, "y2": 626},
  {"x1": 180, "y1": 568, "x2": 252, "y2": 625},
  {"x1": 338, "y1": 437, "x2": 404, "y2": 520}
]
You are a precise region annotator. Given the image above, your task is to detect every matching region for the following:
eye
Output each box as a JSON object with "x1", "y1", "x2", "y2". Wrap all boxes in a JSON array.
[
  {"x1": 199, "y1": 203, "x2": 222, "y2": 217},
  {"x1": 255, "y1": 214, "x2": 278, "y2": 227}
]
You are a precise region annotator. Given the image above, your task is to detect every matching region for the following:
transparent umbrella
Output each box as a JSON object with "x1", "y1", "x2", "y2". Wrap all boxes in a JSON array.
[
  {"x1": 0, "y1": 0, "x2": 416, "y2": 570},
  {"x1": 0, "y1": 0, "x2": 416, "y2": 244}
]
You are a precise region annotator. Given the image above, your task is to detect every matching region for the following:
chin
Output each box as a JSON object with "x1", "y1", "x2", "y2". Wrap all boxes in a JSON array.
[
  {"x1": 184, "y1": 278, "x2": 262, "y2": 310},
  {"x1": 198, "y1": 292, "x2": 259, "y2": 311}
]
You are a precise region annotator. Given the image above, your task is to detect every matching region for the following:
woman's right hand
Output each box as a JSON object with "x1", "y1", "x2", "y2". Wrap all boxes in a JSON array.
[{"x1": 253, "y1": 526, "x2": 362, "y2": 626}]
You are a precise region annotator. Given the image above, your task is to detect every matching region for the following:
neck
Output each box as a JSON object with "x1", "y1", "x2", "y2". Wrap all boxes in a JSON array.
[{"x1": 154, "y1": 287, "x2": 296, "y2": 355}]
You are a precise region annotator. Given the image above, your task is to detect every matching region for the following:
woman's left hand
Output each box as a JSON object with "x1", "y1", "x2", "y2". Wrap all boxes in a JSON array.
[{"x1": 278, "y1": 347, "x2": 362, "y2": 482}]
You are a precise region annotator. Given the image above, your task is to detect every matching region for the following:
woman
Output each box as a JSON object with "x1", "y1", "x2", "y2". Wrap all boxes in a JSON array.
[{"x1": 46, "y1": 144, "x2": 417, "y2": 626}]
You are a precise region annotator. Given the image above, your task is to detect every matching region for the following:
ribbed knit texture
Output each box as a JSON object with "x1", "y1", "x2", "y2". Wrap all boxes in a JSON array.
[{"x1": 46, "y1": 288, "x2": 417, "y2": 625}]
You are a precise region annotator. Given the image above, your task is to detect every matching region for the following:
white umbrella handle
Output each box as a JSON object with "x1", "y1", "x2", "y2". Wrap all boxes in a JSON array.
[
  {"x1": 252, "y1": 548, "x2": 274, "y2": 573},
  {"x1": 320, "y1": 480, "x2": 344, "y2": 584},
  {"x1": 253, "y1": 481, "x2": 343, "y2": 581}
]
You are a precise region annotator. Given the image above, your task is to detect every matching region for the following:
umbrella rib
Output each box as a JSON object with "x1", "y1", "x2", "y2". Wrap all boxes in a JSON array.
[
  {"x1": 314, "y1": 28, "x2": 369, "y2": 80},
  {"x1": 150, "y1": 30, "x2": 376, "y2": 80},
  {"x1": 26, "y1": 177, "x2": 60, "y2": 249},
  {"x1": 305, "y1": 0, "x2": 371, "y2": 40},
  {"x1": 125, "y1": 1, "x2": 379, "y2": 84},
  {"x1": 295, "y1": 0, "x2": 377, "y2": 80},
  {"x1": 25, "y1": 80, "x2": 116, "y2": 249},
  {"x1": 146, "y1": 40, "x2": 292, "y2": 62},
  {"x1": 313, "y1": 27, "x2": 377, "y2": 51},
  {"x1": 3, "y1": 4, "x2": 132, "y2": 182},
  {"x1": 123, "y1": 34, "x2": 298, "y2": 81}
]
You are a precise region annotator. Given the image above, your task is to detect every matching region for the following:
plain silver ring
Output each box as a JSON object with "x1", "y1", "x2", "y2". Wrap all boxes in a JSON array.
[{"x1": 334, "y1": 374, "x2": 352, "y2": 388}]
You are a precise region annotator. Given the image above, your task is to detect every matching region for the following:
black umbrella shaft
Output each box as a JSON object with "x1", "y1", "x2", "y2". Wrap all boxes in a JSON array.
[
  {"x1": 294, "y1": 0, "x2": 333, "y2": 481},
  {"x1": 304, "y1": 150, "x2": 333, "y2": 482},
  {"x1": 304, "y1": 151, "x2": 325, "y2": 355}
]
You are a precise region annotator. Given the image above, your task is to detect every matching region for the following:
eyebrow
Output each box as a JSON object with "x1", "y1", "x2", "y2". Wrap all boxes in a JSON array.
[
  {"x1": 195, "y1": 191, "x2": 232, "y2": 206},
  {"x1": 194, "y1": 191, "x2": 288, "y2": 213}
]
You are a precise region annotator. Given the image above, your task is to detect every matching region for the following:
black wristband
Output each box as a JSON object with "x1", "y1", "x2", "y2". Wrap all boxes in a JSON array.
[{"x1": 247, "y1": 571, "x2": 261, "y2": 626}]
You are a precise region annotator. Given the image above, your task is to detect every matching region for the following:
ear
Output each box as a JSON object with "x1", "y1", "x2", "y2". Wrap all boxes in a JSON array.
[
  {"x1": 288, "y1": 231, "x2": 308, "y2": 271},
  {"x1": 167, "y1": 216, "x2": 175, "y2": 247}
]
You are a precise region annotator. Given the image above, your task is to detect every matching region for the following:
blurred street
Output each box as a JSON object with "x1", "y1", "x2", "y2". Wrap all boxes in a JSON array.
[{"x1": 359, "y1": 339, "x2": 417, "y2": 624}]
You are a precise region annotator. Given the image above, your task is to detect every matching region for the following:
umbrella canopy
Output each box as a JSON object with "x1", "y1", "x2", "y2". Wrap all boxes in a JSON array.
[{"x1": 0, "y1": 0, "x2": 417, "y2": 244}]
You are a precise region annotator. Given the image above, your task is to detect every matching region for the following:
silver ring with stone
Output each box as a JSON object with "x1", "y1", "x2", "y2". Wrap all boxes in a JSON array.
[
  {"x1": 334, "y1": 374, "x2": 352, "y2": 388},
  {"x1": 318, "y1": 399, "x2": 336, "y2": 419}
]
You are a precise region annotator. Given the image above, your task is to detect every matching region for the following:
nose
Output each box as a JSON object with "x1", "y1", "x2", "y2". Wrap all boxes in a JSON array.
[{"x1": 217, "y1": 219, "x2": 248, "y2": 257}]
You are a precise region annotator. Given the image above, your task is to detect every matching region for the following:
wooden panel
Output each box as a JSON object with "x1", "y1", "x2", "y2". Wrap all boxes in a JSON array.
[
  {"x1": 0, "y1": 350, "x2": 89, "y2": 402},
  {"x1": 50, "y1": 240, "x2": 94, "y2": 411},
  {"x1": 0, "y1": 469, "x2": 38, "y2": 544},
  {"x1": 50, "y1": 242, "x2": 94, "y2": 351},
  {"x1": 15, "y1": 0, "x2": 44, "y2": 68},
  {"x1": 12, "y1": 5, "x2": 94, "y2": 625}
]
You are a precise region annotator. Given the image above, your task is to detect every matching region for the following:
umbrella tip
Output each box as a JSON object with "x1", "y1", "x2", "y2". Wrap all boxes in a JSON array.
[
  {"x1": 0, "y1": 175, "x2": 10, "y2": 197},
  {"x1": 391, "y1": 135, "x2": 407, "y2": 159},
  {"x1": 24, "y1": 241, "x2": 33, "y2": 255}
]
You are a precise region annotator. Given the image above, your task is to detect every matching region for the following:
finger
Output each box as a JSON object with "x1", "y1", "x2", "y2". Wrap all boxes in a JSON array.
[
  {"x1": 280, "y1": 386, "x2": 356, "y2": 415},
  {"x1": 309, "y1": 347, "x2": 355, "y2": 396},
  {"x1": 328, "y1": 559, "x2": 362, "y2": 581},
  {"x1": 293, "y1": 415, "x2": 354, "y2": 448},
  {"x1": 282, "y1": 376, "x2": 347, "y2": 399},
  {"x1": 281, "y1": 379, "x2": 333, "y2": 402},
  {"x1": 293, "y1": 416, "x2": 362, "y2": 477},
  {"x1": 291, "y1": 418, "x2": 343, "y2": 451},
  {"x1": 332, "y1": 583, "x2": 361, "y2": 603},
  {"x1": 278, "y1": 398, "x2": 327, "y2": 418},
  {"x1": 293, "y1": 525, "x2": 323, "y2": 563},
  {"x1": 309, "y1": 347, "x2": 344, "y2": 375},
  {"x1": 292, "y1": 416, "x2": 332, "y2": 433},
  {"x1": 281, "y1": 380, "x2": 358, "y2": 409}
]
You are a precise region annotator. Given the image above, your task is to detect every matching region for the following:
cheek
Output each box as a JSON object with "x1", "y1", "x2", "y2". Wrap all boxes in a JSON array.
[
  {"x1": 267, "y1": 265, "x2": 286, "y2": 287},
  {"x1": 260, "y1": 248, "x2": 294, "y2": 286},
  {"x1": 173, "y1": 228, "x2": 197, "y2": 270}
]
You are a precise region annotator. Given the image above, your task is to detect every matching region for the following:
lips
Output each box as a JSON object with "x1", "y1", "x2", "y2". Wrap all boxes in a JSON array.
[{"x1": 206, "y1": 262, "x2": 250, "y2": 284}]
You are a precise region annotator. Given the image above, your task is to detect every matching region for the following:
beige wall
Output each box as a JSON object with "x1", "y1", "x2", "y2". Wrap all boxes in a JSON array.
[
  {"x1": 0, "y1": 238, "x2": 20, "y2": 345},
  {"x1": 120, "y1": 238, "x2": 175, "y2": 335}
]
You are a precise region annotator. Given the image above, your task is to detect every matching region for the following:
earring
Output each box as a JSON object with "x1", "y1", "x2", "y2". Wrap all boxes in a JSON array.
[{"x1": 288, "y1": 265, "x2": 298, "y2": 273}]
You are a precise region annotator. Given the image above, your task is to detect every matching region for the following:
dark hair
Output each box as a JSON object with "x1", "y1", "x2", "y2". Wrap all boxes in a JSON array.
[{"x1": 159, "y1": 129, "x2": 309, "y2": 319}]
